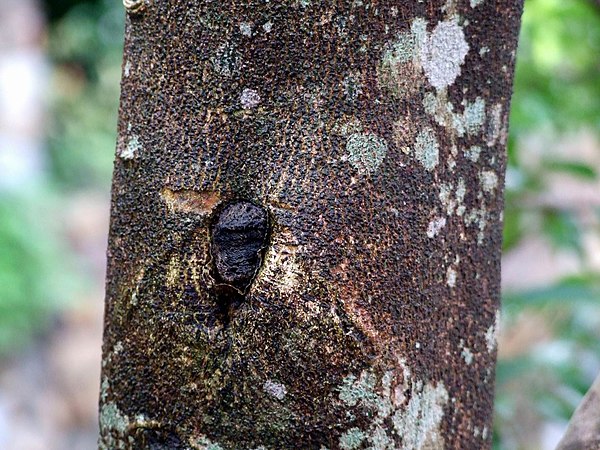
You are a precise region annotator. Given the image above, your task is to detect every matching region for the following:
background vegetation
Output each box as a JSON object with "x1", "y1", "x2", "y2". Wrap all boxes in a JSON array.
[{"x1": 1, "y1": 0, "x2": 599, "y2": 448}]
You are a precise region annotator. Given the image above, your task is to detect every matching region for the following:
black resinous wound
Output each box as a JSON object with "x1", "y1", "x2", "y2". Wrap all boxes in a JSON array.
[{"x1": 210, "y1": 200, "x2": 269, "y2": 317}]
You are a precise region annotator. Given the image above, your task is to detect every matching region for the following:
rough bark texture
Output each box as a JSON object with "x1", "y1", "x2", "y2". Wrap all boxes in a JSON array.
[
  {"x1": 557, "y1": 372, "x2": 600, "y2": 450},
  {"x1": 100, "y1": 1, "x2": 522, "y2": 448}
]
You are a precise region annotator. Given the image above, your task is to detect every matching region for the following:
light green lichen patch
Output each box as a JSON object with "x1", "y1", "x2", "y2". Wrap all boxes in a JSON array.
[
  {"x1": 239, "y1": 22, "x2": 253, "y2": 37},
  {"x1": 100, "y1": 377, "x2": 110, "y2": 402},
  {"x1": 393, "y1": 381, "x2": 449, "y2": 449},
  {"x1": 345, "y1": 133, "x2": 388, "y2": 174},
  {"x1": 379, "y1": 16, "x2": 469, "y2": 93},
  {"x1": 378, "y1": 31, "x2": 423, "y2": 96},
  {"x1": 423, "y1": 92, "x2": 486, "y2": 138},
  {"x1": 414, "y1": 128, "x2": 439, "y2": 171},
  {"x1": 337, "y1": 368, "x2": 448, "y2": 449},
  {"x1": 339, "y1": 428, "x2": 367, "y2": 450},
  {"x1": 460, "y1": 339, "x2": 474, "y2": 365},
  {"x1": 191, "y1": 435, "x2": 225, "y2": 450},
  {"x1": 100, "y1": 401, "x2": 129, "y2": 435},
  {"x1": 411, "y1": 18, "x2": 428, "y2": 50},
  {"x1": 211, "y1": 43, "x2": 240, "y2": 77},
  {"x1": 470, "y1": 0, "x2": 485, "y2": 7},
  {"x1": 439, "y1": 183, "x2": 455, "y2": 215},
  {"x1": 485, "y1": 311, "x2": 500, "y2": 352},
  {"x1": 420, "y1": 19, "x2": 469, "y2": 90},
  {"x1": 438, "y1": 179, "x2": 466, "y2": 217},
  {"x1": 464, "y1": 145, "x2": 482, "y2": 162},
  {"x1": 487, "y1": 103, "x2": 503, "y2": 146},
  {"x1": 480, "y1": 170, "x2": 498, "y2": 193},
  {"x1": 465, "y1": 205, "x2": 489, "y2": 244},
  {"x1": 339, "y1": 371, "x2": 391, "y2": 417},
  {"x1": 456, "y1": 178, "x2": 466, "y2": 215},
  {"x1": 99, "y1": 401, "x2": 130, "y2": 449},
  {"x1": 463, "y1": 97, "x2": 486, "y2": 135}
]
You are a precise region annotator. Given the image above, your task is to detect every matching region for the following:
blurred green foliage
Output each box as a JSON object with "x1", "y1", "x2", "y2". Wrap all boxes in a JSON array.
[
  {"x1": 0, "y1": 193, "x2": 78, "y2": 354},
  {"x1": 0, "y1": 0, "x2": 123, "y2": 356},
  {"x1": 46, "y1": 0, "x2": 124, "y2": 189},
  {"x1": 0, "y1": 0, "x2": 599, "y2": 447}
]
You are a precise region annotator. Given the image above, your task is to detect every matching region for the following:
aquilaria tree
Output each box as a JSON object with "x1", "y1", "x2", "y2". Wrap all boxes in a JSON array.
[{"x1": 99, "y1": 1, "x2": 523, "y2": 448}]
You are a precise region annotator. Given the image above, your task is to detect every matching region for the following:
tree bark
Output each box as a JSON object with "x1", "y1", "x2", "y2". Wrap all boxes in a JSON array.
[
  {"x1": 556, "y1": 372, "x2": 600, "y2": 450},
  {"x1": 99, "y1": 1, "x2": 522, "y2": 448}
]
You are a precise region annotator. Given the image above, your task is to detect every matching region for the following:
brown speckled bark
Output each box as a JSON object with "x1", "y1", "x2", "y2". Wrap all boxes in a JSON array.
[{"x1": 100, "y1": 1, "x2": 522, "y2": 448}]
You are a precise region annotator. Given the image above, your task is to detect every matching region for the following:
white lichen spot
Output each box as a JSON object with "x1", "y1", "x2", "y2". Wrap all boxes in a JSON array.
[
  {"x1": 239, "y1": 22, "x2": 253, "y2": 37},
  {"x1": 124, "y1": 60, "x2": 131, "y2": 77},
  {"x1": 262, "y1": 21, "x2": 273, "y2": 33},
  {"x1": 485, "y1": 310, "x2": 500, "y2": 352},
  {"x1": 420, "y1": 19, "x2": 469, "y2": 90},
  {"x1": 455, "y1": 178, "x2": 466, "y2": 216},
  {"x1": 392, "y1": 381, "x2": 449, "y2": 449},
  {"x1": 119, "y1": 135, "x2": 142, "y2": 160},
  {"x1": 439, "y1": 183, "x2": 456, "y2": 215},
  {"x1": 479, "y1": 46, "x2": 489, "y2": 57},
  {"x1": 446, "y1": 266, "x2": 457, "y2": 288},
  {"x1": 339, "y1": 428, "x2": 366, "y2": 450},
  {"x1": 346, "y1": 133, "x2": 388, "y2": 174},
  {"x1": 414, "y1": 128, "x2": 439, "y2": 171},
  {"x1": 427, "y1": 217, "x2": 446, "y2": 238},
  {"x1": 240, "y1": 88, "x2": 261, "y2": 109},
  {"x1": 263, "y1": 380, "x2": 287, "y2": 400},
  {"x1": 460, "y1": 340, "x2": 474, "y2": 365},
  {"x1": 487, "y1": 103, "x2": 503, "y2": 146},
  {"x1": 464, "y1": 145, "x2": 482, "y2": 162},
  {"x1": 480, "y1": 170, "x2": 498, "y2": 193},
  {"x1": 113, "y1": 341, "x2": 124, "y2": 354},
  {"x1": 470, "y1": 0, "x2": 484, "y2": 7}
]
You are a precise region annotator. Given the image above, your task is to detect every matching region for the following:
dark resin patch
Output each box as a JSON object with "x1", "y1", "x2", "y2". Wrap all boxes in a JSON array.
[{"x1": 210, "y1": 201, "x2": 269, "y2": 291}]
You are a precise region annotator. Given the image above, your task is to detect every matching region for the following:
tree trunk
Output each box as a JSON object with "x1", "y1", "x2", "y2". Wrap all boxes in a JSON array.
[{"x1": 99, "y1": 1, "x2": 522, "y2": 448}]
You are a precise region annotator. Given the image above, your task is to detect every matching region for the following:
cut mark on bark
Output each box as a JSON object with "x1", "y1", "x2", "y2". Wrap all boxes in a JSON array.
[
  {"x1": 210, "y1": 201, "x2": 270, "y2": 320},
  {"x1": 161, "y1": 188, "x2": 221, "y2": 215}
]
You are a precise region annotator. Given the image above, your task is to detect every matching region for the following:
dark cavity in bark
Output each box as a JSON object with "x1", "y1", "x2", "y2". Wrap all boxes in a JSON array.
[{"x1": 210, "y1": 200, "x2": 269, "y2": 319}]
